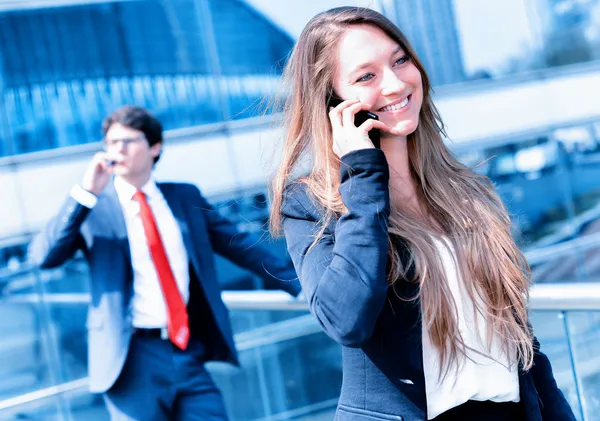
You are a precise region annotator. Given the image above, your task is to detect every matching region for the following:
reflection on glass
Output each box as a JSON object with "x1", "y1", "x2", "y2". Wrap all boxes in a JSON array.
[
  {"x1": 529, "y1": 311, "x2": 582, "y2": 417},
  {"x1": 566, "y1": 311, "x2": 600, "y2": 420},
  {"x1": 454, "y1": 117, "x2": 600, "y2": 279},
  {"x1": 1, "y1": 391, "x2": 107, "y2": 421},
  {"x1": 0, "y1": 301, "x2": 53, "y2": 401},
  {"x1": 211, "y1": 324, "x2": 341, "y2": 421},
  {"x1": 452, "y1": 0, "x2": 600, "y2": 81},
  {"x1": 0, "y1": 268, "x2": 90, "y2": 404},
  {"x1": 0, "y1": 0, "x2": 293, "y2": 158}
]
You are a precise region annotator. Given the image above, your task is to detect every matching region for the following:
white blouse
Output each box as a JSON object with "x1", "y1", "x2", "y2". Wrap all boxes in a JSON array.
[{"x1": 422, "y1": 237, "x2": 520, "y2": 420}]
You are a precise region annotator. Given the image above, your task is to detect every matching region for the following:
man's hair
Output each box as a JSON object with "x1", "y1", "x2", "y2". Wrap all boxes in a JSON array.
[{"x1": 102, "y1": 105, "x2": 163, "y2": 164}]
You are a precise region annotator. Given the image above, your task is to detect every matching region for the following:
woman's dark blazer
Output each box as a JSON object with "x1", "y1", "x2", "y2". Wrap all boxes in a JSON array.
[{"x1": 281, "y1": 149, "x2": 576, "y2": 421}]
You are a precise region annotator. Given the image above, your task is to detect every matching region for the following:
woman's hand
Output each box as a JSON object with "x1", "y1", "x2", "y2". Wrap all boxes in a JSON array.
[{"x1": 328, "y1": 99, "x2": 393, "y2": 158}]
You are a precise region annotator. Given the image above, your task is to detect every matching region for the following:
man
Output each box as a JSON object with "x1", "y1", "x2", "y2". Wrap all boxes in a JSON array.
[{"x1": 29, "y1": 105, "x2": 300, "y2": 420}]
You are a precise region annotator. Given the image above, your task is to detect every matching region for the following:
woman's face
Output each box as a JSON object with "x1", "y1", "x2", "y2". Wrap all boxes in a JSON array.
[{"x1": 332, "y1": 24, "x2": 423, "y2": 137}]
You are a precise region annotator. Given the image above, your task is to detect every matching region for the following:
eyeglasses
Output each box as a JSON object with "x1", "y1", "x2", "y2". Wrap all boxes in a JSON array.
[{"x1": 104, "y1": 134, "x2": 146, "y2": 148}]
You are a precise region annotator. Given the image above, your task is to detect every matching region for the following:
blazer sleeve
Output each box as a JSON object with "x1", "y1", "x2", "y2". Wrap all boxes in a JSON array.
[
  {"x1": 192, "y1": 187, "x2": 301, "y2": 297},
  {"x1": 281, "y1": 148, "x2": 390, "y2": 347},
  {"x1": 530, "y1": 336, "x2": 577, "y2": 420},
  {"x1": 28, "y1": 196, "x2": 91, "y2": 268}
]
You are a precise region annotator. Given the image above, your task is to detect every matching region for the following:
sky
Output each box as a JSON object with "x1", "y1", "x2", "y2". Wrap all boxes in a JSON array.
[
  {"x1": 0, "y1": 0, "x2": 566, "y2": 78},
  {"x1": 243, "y1": 0, "x2": 383, "y2": 38},
  {"x1": 452, "y1": 0, "x2": 544, "y2": 74},
  {"x1": 244, "y1": 0, "x2": 548, "y2": 77}
]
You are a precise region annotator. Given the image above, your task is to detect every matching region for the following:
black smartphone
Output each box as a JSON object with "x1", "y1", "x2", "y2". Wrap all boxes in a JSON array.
[{"x1": 327, "y1": 93, "x2": 380, "y2": 149}]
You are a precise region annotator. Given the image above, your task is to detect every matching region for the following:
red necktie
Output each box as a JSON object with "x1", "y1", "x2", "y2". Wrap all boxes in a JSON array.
[{"x1": 133, "y1": 190, "x2": 189, "y2": 350}]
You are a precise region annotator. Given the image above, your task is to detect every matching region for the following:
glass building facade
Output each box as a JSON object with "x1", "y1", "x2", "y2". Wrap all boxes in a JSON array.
[
  {"x1": 0, "y1": 0, "x2": 293, "y2": 157},
  {"x1": 382, "y1": 0, "x2": 466, "y2": 86}
]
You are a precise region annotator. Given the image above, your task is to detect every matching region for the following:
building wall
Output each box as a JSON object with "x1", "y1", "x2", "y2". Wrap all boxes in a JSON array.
[{"x1": 0, "y1": 0, "x2": 294, "y2": 157}]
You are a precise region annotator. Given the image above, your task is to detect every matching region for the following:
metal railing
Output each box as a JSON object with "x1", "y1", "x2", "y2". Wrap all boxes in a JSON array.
[
  {"x1": 4, "y1": 283, "x2": 600, "y2": 310},
  {"x1": 2, "y1": 283, "x2": 600, "y2": 416}
]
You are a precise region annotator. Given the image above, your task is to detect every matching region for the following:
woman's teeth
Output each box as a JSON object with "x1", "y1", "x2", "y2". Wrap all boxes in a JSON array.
[{"x1": 380, "y1": 97, "x2": 409, "y2": 112}]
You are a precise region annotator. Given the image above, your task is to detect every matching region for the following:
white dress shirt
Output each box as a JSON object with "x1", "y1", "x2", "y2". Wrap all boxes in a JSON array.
[
  {"x1": 422, "y1": 237, "x2": 520, "y2": 420},
  {"x1": 71, "y1": 178, "x2": 190, "y2": 328}
]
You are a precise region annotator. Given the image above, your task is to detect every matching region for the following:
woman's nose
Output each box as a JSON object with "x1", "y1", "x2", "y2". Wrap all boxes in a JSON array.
[{"x1": 380, "y1": 68, "x2": 407, "y2": 96}]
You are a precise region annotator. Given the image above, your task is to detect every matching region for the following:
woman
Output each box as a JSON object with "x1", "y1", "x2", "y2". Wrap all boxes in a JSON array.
[{"x1": 269, "y1": 6, "x2": 575, "y2": 421}]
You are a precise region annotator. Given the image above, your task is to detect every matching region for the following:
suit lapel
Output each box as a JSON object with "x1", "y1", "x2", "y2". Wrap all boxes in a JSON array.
[
  {"x1": 96, "y1": 180, "x2": 134, "y2": 300},
  {"x1": 157, "y1": 183, "x2": 195, "y2": 262},
  {"x1": 100, "y1": 181, "x2": 128, "y2": 239}
]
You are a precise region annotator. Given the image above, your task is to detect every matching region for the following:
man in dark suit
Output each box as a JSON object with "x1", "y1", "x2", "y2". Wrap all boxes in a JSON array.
[{"x1": 28, "y1": 105, "x2": 300, "y2": 420}]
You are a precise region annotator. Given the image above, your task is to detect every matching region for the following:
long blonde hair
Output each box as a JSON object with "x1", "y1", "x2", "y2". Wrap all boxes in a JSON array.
[{"x1": 270, "y1": 7, "x2": 533, "y2": 374}]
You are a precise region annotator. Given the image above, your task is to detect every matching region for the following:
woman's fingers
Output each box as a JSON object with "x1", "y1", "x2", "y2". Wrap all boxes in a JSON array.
[
  {"x1": 358, "y1": 119, "x2": 391, "y2": 134},
  {"x1": 341, "y1": 101, "x2": 372, "y2": 129},
  {"x1": 328, "y1": 106, "x2": 343, "y2": 132},
  {"x1": 329, "y1": 99, "x2": 357, "y2": 130},
  {"x1": 328, "y1": 99, "x2": 358, "y2": 118},
  {"x1": 329, "y1": 98, "x2": 390, "y2": 157}
]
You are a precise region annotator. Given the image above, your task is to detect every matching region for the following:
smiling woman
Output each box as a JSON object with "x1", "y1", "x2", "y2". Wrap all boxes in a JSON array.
[
  {"x1": 332, "y1": 24, "x2": 422, "y2": 138},
  {"x1": 269, "y1": 6, "x2": 576, "y2": 421}
]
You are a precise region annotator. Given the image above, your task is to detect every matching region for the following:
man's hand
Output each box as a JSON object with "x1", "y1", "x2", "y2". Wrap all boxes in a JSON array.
[{"x1": 81, "y1": 152, "x2": 123, "y2": 196}]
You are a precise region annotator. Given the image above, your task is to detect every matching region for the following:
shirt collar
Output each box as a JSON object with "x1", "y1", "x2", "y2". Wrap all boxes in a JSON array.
[{"x1": 114, "y1": 176, "x2": 159, "y2": 205}]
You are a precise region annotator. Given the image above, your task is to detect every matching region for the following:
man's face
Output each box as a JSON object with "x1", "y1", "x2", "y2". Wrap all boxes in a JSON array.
[{"x1": 104, "y1": 123, "x2": 160, "y2": 179}]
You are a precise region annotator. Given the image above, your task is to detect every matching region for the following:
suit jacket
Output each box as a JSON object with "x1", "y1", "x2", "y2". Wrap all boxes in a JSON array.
[
  {"x1": 28, "y1": 180, "x2": 301, "y2": 393},
  {"x1": 281, "y1": 149, "x2": 575, "y2": 421}
]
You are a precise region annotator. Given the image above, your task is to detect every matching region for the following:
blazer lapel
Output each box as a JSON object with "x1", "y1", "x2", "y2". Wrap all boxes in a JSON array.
[
  {"x1": 101, "y1": 182, "x2": 129, "y2": 243},
  {"x1": 96, "y1": 180, "x2": 134, "y2": 301},
  {"x1": 157, "y1": 183, "x2": 195, "y2": 262}
]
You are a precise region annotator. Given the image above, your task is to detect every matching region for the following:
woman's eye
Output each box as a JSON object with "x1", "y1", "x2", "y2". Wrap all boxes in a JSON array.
[
  {"x1": 356, "y1": 73, "x2": 374, "y2": 83},
  {"x1": 395, "y1": 55, "x2": 409, "y2": 65}
]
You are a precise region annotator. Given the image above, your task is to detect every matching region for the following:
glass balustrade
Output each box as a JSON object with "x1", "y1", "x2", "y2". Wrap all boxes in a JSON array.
[{"x1": 2, "y1": 271, "x2": 600, "y2": 420}]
